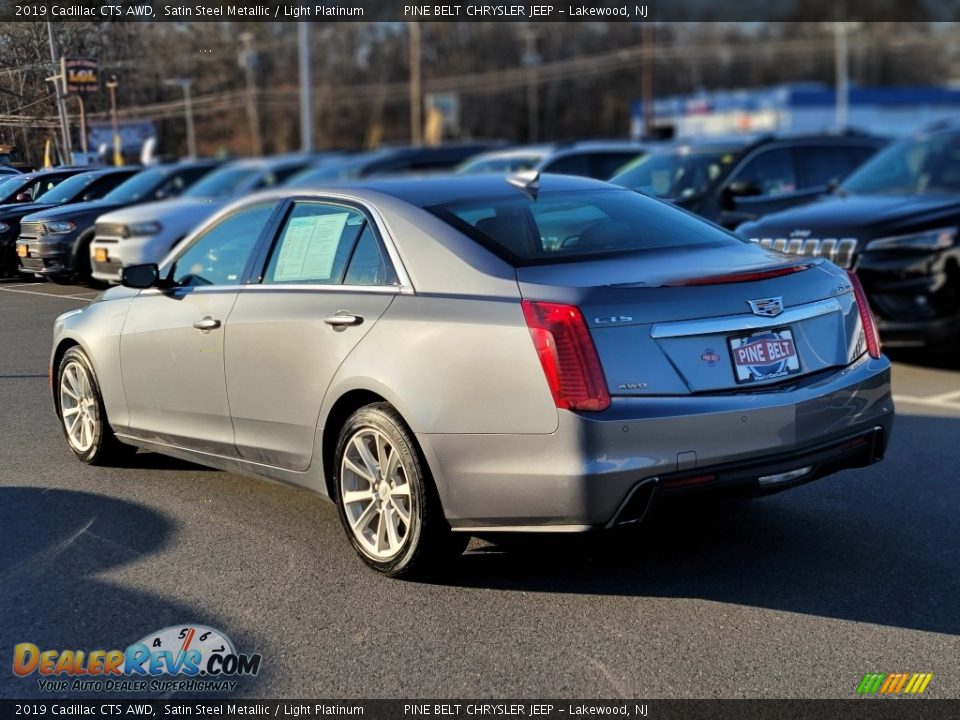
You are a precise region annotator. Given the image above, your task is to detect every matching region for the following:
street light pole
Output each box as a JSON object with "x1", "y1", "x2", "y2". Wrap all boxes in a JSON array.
[
  {"x1": 408, "y1": 22, "x2": 422, "y2": 146},
  {"x1": 298, "y1": 22, "x2": 313, "y2": 153},
  {"x1": 45, "y1": 22, "x2": 72, "y2": 162},
  {"x1": 164, "y1": 78, "x2": 196, "y2": 158},
  {"x1": 834, "y1": 22, "x2": 850, "y2": 131},
  {"x1": 106, "y1": 74, "x2": 122, "y2": 166},
  {"x1": 239, "y1": 33, "x2": 263, "y2": 155},
  {"x1": 520, "y1": 26, "x2": 540, "y2": 144}
]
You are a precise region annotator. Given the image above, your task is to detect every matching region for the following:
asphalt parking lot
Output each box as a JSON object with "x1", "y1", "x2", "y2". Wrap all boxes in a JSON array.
[{"x1": 1, "y1": 277, "x2": 958, "y2": 699}]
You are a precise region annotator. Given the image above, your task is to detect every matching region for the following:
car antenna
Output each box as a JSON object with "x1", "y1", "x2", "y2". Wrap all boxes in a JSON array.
[{"x1": 507, "y1": 169, "x2": 540, "y2": 198}]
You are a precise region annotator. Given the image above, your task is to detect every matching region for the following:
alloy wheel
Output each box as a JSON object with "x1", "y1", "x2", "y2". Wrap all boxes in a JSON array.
[{"x1": 59, "y1": 360, "x2": 99, "y2": 453}]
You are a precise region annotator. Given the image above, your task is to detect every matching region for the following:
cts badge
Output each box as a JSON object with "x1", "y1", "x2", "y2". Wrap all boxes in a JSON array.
[{"x1": 747, "y1": 297, "x2": 784, "y2": 317}]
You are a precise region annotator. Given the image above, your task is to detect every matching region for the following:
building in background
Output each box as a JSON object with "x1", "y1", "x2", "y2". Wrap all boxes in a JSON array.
[{"x1": 632, "y1": 84, "x2": 960, "y2": 139}]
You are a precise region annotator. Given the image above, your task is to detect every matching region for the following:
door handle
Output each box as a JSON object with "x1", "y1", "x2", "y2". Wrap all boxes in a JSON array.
[
  {"x1": 323, "y1": 313, "x2": 363, "y2": 328},
  {"x1": 193, "y1": 317, "x2": 221, "y2": 331}
]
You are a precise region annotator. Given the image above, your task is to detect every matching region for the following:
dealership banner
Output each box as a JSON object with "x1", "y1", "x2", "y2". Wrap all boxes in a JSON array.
[
  {"x1": 61, "y1": 58, "x2": 98, "y2": 95},
  {"x1": 3, "y1": 0, "x2": 960, "y2": 22},
  {"x1": 1, "y1": 700, "x2": 959, "y2": 719}
]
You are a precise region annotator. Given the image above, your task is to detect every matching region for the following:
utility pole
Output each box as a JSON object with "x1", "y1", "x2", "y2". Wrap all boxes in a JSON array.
[
  {"x1": 641, "y1": 23, "x2": 655, "y2": 139},
  {"x1": 164, "y1": 78, "x2": 196, "y2": 158},
  {"x1": 834, "y1": 22, "x2": 850, "y2": 131},
  {"x1": 45, "y1": 22, "x2": 71, "y2": 162},
  {"x1": 408, "y1": 22, "x2": 422, "y2": 146},
  {"x1": 239, "y1": 33, "x2": 263, "y2": 155},
  {"x1": 298, "y1": 22, "x2": 313, "y2": 153},
  {"x1": 521, "y1": 26, "x2": 540, "y2": 143}
]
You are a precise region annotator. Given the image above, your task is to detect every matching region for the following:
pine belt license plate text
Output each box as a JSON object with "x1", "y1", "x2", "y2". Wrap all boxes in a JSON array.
[
  {"x1": 95, "y1": 248, "x2": 108, "y2": 262},
  {"x1": 16, "y1": 244, "x2": 27, "y2": 258},
  {"x1": 729, "y1": 327, "x2": 800, "y2": 384}
]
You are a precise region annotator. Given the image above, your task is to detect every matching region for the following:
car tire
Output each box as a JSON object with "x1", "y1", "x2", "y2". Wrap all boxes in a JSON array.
[
  {"x1": 56, "y1": 346, "x2": 136, "y2": 465},
  {"x1": 333, "y1": 403, "x2": 467, "y2": 578}
]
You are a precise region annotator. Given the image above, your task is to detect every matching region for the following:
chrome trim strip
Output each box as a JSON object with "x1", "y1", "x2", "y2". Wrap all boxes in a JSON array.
[
  {"x1": 450, "y1": 524, "x2": 593, "y2": 533},
  {"x1": 651, "y1": 297, "x2": 842, "y2": 339},
  {"x1": 240, "y1": 283, "x2": 401, "y2": 295}
]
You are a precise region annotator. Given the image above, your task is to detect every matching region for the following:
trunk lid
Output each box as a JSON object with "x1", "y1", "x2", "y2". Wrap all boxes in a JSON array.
[{"x1": 516, "y1": 247, "x2": 863, "y2": 395}]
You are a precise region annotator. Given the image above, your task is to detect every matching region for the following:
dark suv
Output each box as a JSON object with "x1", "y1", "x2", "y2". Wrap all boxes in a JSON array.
[
  {"x1": 17, "y1": 159, "x2": 220, "y2": 285},
  {"x1": 610, "y1": 132, "x2": 886, "y2": 228},
  {"x1": 738, "y1": 123, "x2": 960, "y2": 348}
]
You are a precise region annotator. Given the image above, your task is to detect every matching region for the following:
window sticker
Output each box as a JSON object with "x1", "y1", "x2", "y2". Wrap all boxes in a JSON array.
[{"x1": 273, "y1": 212, "x2": 349, "y2": 282}]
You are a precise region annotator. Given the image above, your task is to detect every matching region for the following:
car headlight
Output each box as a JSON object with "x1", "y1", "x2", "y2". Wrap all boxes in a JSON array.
[
  {"x1": 865, "y1": 227, "x2": 957, "y2": 251},
  {"x1": 0, "y1": 221, "x2": 8, "y2": 234},
  {"x1": 44, "y1": 220, "x2": 76, "y2": 234},
  {"x1": 127, "y1": 221, "x2": 162, "y2": 237}
]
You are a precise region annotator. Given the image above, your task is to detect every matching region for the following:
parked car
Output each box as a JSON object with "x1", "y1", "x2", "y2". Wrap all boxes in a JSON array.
[
  {"x1": 2, "y1": 167, "x2": 139, "y2": 278},
  {"x1": 610, "y1": 132, "x2": 886, "y2": 228},
  {"x1": 0, "y1": 167, "x2": 91, "y2": 207},
  {"x1": 738, "y1": 123, "x2": 960, "y2": 348},
  {"x1": 457, "y1": 141, "x2": 647, "y2": 180},
  {"x1": 51, "y1": 173, "x2": 892, "y2": 577},
  {"x1": 16, "y1": 160, "x2": 222, "y2": 285},
  {"x1": 90, "y1": 155, "x2": 312, "y2": 284},
  {"x1": 0, "y1": 166, "x2": 21, "y2": 177},
  {"x1": 287, "y1": 143, "x2": 502, "y2": 185}
]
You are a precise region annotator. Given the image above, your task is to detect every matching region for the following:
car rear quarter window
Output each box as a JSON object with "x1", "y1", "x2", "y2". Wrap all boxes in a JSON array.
[{"x1": 428, "y1": 188, "x2": 743, "y2": 265}]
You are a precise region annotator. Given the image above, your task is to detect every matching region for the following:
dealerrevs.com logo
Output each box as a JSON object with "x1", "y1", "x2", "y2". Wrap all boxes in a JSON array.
[
  {"x1": 856, "y1": 672, "x2": 934, "y2": 696},
  {"x1": 13, "y1": 625, "x2": 262, "y2": 693}
]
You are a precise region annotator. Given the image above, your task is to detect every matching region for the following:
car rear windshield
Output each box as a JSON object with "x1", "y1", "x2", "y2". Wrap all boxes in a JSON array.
[{"x1": 427, "y1": 188, "x2": 744, "y2": 265}]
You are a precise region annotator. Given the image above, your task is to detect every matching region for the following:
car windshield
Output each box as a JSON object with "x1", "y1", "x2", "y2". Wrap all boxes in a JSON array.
[
  {"x1": 184, "y1": 166, "x2": 260, "y2": 199},
  {"x1": 103, "y1": 167, "x2": 169, "y2": 203},
  {"x1": 841, "y1": 132, "x2": 960, "y2": 195},
  {"x1": 34, "y1": 173, "x2": 93, "y2": 204},
  {"x1": 610, "y1": 149, "x2": 738, "y2": 199},
  {"x1": 428, "y1": 187, "x2": 743, "y2": 265},
  {"x1": 457, "y1": 154, "x2": 544, "y2": 174},
  {"x1": 0, "y1": 176, "x2": 25, "y2": 199}
]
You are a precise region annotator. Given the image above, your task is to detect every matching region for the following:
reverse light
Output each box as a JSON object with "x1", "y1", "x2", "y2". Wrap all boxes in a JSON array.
[
  {"x1": 44, "y1": 220, "x2": 75, "y2": 234},
  {"x1": 865, "y1": 227, "x2": 956, "y2": 252},
  {"x1": 521, "y1": 300, "x2": 610, "y2": 412},
  {"x1": 847, "y1": 270, "x2": 881, "y2": 360}
]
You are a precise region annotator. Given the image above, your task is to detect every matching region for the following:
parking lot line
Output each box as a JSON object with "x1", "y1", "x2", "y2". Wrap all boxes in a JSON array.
[
  {"x1": 892, "y1": 392, "x2": 960, "y2": 410},
  {"x1": 0, "y1": 286, "x2": 94, "y2": 303}
]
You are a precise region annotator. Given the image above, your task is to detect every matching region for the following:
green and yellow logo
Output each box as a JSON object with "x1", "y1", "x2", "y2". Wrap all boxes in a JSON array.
[{"x1": 857, "y1": 672, "x2": 933, "y2": 695}]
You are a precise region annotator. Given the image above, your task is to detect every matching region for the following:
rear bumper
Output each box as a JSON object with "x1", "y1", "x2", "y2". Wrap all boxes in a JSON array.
[{"x1": 420, "y1": 355, "x2": 893, "y2": 531}]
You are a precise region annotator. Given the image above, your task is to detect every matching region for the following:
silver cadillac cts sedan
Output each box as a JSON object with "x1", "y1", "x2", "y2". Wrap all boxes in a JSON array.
[{"x1": 51, "y1": 173, "x2": 893, "y2": 577}]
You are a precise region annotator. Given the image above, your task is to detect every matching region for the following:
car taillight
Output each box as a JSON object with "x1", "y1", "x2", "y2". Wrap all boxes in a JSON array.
[
  {"x1": 521, "y1": 299, "x2": 611, "y2": 412},
  {"x1": 847, "y1": 270, "x2": 881, "y2": 359}
]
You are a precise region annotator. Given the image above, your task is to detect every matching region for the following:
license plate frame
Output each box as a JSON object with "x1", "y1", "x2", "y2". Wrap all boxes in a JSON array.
[{"x1": 728, "y1": 327, "x2": 801, "y2": 384}]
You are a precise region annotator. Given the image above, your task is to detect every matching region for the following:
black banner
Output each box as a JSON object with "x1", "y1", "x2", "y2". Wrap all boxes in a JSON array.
[
  {"x1": 3, "y1": 0, "x2": 960, "y2": 22},
  {"x1": 1, "y1": 701, "x2": 959, "y2": 720}
]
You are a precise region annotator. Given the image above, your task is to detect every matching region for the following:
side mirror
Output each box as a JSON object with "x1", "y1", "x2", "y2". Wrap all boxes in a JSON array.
[
  {"x1": 826, "y1": 178, "x2": 841, "y2": 193},
  {"x1": 721, "y1": 180, "x2": 762, "y2": 210},
  {"x1": 14, "y1": 192, "x2": 31, "y2": 202},
  {"x1": 120, "y1": 263, "x2": 161, "y2": 289}
]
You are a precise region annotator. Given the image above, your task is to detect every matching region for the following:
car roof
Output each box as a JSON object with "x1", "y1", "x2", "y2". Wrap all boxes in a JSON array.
[
  {"x1": 665, "y1": 130, "x2": 884, "y2": 153},
  {"x1": 223, "y1": 154, "x2": 313, "y2": 170},
  {"x1": 331, "y1": 172, "x2": 618, "y2": 207}
]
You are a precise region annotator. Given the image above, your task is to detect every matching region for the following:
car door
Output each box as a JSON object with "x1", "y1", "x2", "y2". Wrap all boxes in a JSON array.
[
  {"x1": 119, "y1": 201, "x2": 279, "y2": 456},
  {"x1": 224, "y1": 199, "x2": 400, "y2": 471}
]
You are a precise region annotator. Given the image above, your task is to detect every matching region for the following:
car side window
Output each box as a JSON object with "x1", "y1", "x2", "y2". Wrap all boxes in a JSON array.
[
  {"x1": 731, "y1": 148, "x2": 797, "y2": 196},
  {"x1": 263, "y1": 202, "x2": 369, "y2": 285},
  {"x1": 590, "y1": 152, "x2": 642, "y2": 180},
  {"x1": 794, "y1": 145, "x2": 865, "y2": 189},
  {"x1": 542, "y1": 154, "x2": 591, "y2": 177},
  {"x1": 170, "y1": 203, "x2": 276, "y2": 287}
]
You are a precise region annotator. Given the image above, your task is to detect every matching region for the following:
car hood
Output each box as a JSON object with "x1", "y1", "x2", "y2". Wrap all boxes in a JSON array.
[
  {"x1": 0, "y1": 202, "x2": 57, "y2": 220},
  {"x1": 738, "y1": 192, "x2": 960, "y2": 239},
  {"x1": 97, "y1": 196, "x2": 223, "y2": 225},
  {"x1": 24, "y1": 199, "x2": 126, "y2": 223}
]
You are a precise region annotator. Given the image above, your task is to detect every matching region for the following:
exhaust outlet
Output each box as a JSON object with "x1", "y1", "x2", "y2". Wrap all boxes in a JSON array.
[{"x1": 608, "y1": 478, "x2": 660, "y2": 528}]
